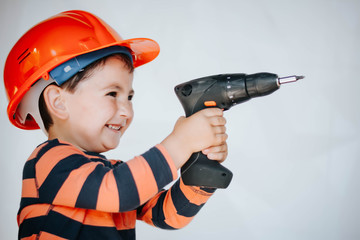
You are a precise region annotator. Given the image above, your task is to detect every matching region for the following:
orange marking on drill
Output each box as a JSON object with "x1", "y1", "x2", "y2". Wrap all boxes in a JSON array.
[{"x1": 204, "y1": 101, "x2": 217, "y2": 107}]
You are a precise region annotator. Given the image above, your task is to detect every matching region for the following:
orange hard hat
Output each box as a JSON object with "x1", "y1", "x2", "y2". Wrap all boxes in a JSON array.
[{"x1": 4, "y1": 10, "x2": 160, "y2": 130}]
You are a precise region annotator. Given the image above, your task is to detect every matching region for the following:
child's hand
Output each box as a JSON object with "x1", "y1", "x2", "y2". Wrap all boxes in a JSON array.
[
  {"x1": 202, "y1": 142, "x2": 228, "y2": 163},
  {"x1": 161, "y1": 108, "x2": 227, "y2": 169},
  {"x1": 173, "y1": 108, "x2": 227, "y2": 153}
]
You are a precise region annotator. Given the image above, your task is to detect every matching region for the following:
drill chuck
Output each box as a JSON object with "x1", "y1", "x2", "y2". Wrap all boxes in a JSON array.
[{"x1": 228, "y1": 72, "x2": 279, "y2": 105}]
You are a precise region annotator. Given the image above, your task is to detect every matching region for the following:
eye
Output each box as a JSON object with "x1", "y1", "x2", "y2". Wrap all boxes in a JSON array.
[
  {"x1": 107, "y1": 91, "x2": 117, "y2": 97},
  {"x1": 128, "y1": 94, "x2": 134, "y2": 101}
]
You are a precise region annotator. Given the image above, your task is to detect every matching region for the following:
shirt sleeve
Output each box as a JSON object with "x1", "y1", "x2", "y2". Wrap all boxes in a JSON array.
[
  {"x1": 29, "y1": 140, "x2": 178, "y2": 213},
  {"x1": 136, "y1": 178, "x2": 216, "y2": 229}
]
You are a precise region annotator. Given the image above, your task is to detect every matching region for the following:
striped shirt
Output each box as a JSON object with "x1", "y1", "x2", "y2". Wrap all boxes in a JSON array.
[{"x1": 18, "y1": 139, "x2": 215, "y2": 240}]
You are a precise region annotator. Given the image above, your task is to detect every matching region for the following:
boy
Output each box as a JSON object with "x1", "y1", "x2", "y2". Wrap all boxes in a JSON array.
[{"x1": 4, "y1": 10, "x2": 227, "y2": 240}]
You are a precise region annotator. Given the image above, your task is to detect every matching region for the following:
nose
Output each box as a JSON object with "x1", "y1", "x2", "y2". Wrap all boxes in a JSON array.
[{"x1": 117, "y1": 98, "x2": 134, "y2": 119}]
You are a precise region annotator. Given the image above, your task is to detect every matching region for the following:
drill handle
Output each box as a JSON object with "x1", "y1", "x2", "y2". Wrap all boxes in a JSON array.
[
  {"x1": 175, "y1": 75, "x2": 238, "y2": 189},
  {"x1": 181, "y1": 152, "x2": 233, "y2": 189}
]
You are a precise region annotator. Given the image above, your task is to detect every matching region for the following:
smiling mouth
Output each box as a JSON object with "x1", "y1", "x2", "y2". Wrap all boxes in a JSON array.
[
  {"x1": 106, "y1": 124, "x2": 122, "y2": 131},
  {"x1": 106, "y1": 119, "x2": 127, "y2": 132}
]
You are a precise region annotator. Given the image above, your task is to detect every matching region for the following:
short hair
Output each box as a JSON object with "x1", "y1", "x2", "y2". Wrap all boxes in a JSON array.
[{"x1": 39, "y1": 53, "x2": 134, "y2": 131}]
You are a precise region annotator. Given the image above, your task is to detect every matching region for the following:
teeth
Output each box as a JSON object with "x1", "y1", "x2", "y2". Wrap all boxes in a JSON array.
[
  {"x1": 107, "y1": 120, "x2": 126, "y2": 131},
  {"x1": 107, "y1": 125, "x2": 121, "y2": 131}
]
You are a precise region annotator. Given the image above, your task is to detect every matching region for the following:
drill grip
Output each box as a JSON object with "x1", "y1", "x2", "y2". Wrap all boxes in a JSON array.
[{"x1": 181, "y1": 152, "x2": 233, "y2": 188}]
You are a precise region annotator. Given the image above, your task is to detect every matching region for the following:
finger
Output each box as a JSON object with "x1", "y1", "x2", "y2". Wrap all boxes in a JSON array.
[
  {"x1": 215, "y1": 133, "x2": 228, "y2": 145},
  {"x1": 210, "y1": 116, "x2": 227, "y2": 126},
  {"x1": 206, "y1": 151, "x2": 228, "y2": 162},
  {"x1": 202, "y1": 108, "x2": 224, "y2": 117},
  {"x1": 203, "y1": 144, "x2": 227, "y2": 154},
  {"x1": 212, "y1": 125, "x2": 226, "y2": 134}
]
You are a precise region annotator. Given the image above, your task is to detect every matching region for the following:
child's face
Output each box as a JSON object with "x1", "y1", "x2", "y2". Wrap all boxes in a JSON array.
[{"x1": 61, "y1": 57, "x2": 134, "y2": 153}]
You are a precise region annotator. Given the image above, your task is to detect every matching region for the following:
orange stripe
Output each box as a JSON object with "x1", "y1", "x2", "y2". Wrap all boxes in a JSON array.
[
  {"x1": 20, "y1": 234, "x2": 37, "y2": 240},
  {"x1": 156, "y1": 144, "x2": 178, "y2": 180},
  {"x1": 127, "y1": 156, "x2": 158, "y2": 205},
  {"x1": 52, "y1": 206, "x2": 86, "y2": 223},
  {"x1": 162, "y1": 190, "x2": 193, "y2": 228},
  {"x1": 53, "y1": 162, "x2": 99, "y2": 207},
  {"x1": 22, "y1": 178, "x2": 38, "y2": 198},
  {"x1": 96, "y1": 171, "x2": 120, "y2": 212},
  {"x1": 179, "y1": 178, "x2": 213, "y2": 205},
  {"x1": 18, "y1": 204, "x2": 52, "y2": 225},
  {"x1": 113, "y1": 211, "x2": 137, "y2": 230},
  {"x1": 39, "y1": 231, "x2": 68, "y2": 240},
  {"x1": 165, "y1": 213, "x2": 192, "y2": 228},
  {"x1": 52, "y1": 206, "x2": 116, "y2": 227},
  {"x1": 84, "y1": 152, "x2": 104, "y2": 160},
  {"x1": 109, "y1": 159, "x2": 121, "y2": 165},
  {"x1": 36, "y1": 145, "x2": 84, "y2": 187},
  {"x1": 82, "y1": 209, "x2": 116, "y2": 227}
]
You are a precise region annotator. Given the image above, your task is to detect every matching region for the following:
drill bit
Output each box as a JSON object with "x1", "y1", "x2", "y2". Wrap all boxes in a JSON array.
[{"x1": 277, "y1": 75, "x2": 304, "y2": 85}]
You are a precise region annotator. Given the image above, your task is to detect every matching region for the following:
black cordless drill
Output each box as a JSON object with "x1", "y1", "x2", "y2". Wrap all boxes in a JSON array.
[{"x1": 174, "y1": 72, "x2": 303, "y2": 189}]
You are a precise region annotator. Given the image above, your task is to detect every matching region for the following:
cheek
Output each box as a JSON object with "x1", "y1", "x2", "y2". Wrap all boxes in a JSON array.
[
  {"x1": 129, "y1": 103, "x2": 134, "y2": 117},
  {"x1": 77, "y1": 99, "x2": 99, "y2": 116},
  {"x1": 128, "y1": 104, "x2": 134, "y2": 123},
  {"x1": 69, "y1": 96, "x2": 109, "y2": 124},
  {"x1": 121, "y1": 103, "x2": 134, "y2": 131}
]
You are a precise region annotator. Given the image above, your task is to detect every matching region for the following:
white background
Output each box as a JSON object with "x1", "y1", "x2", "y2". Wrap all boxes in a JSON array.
[{"x1": 1, "y1": 0, "x2": 359, "y2": 239}]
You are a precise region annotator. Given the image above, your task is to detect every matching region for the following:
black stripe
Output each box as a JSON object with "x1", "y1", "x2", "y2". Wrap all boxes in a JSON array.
[
  {"x1": 38, "y1": 154, "x2": 87, "y2": 203},
  {"x1": 75, "y1": 165, "x2": 109, "y2": 209},
  {"x1": 18, "y1": 198, "x2": 40, "y2": 213},
  {"x1": 115, "y1": 229, "x2": 136, "y2": 240},
  {"x1": 137, "y1": 203, "x2": 146, "y2": 216},
  {"x1": 18, "y1": 216, "x2": 46, "y2": 239},
  {"x1": 171, "y1": 180, "x2": 205, "y2": 217},
  {"x1": 113, "y1": 163, "x2": 139, "y2": 212},
  {"x1": 23, "y1": 158, "x2": 37, "y2": 179},
  {"x1": 142, "y1": 147, "x2": 173, "y2": 191},
  {"x1": 18, "y1": 216, "x2": 44, "y2": 239},
  {"x1": 19, "y1": 210, "x2": 137, "y2": 240},
  {"x1": 41, "y1": 209, "x2": 82, "y2": 239},
  {"x1": 90, "y1": 157, "x2": 113, "y2": 168},
  {"x1": 151, "y1": 191, "x2": 174, "y2": 229},
  {"x1": 77, "y1": 225, "x2": 135, "y2": 240}
]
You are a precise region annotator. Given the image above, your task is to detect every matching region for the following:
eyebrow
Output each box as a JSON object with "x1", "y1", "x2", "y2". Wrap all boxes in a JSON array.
[{"x1": 105, "y1": 85, "x2": 134, "y2": 95}]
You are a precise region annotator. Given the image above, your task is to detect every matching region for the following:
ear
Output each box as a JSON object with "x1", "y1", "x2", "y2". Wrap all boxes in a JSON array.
[{"x1": 43, "y1": 85, "x2": 68, "y2": 120}]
